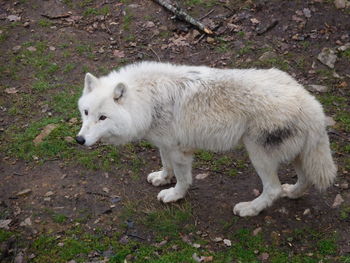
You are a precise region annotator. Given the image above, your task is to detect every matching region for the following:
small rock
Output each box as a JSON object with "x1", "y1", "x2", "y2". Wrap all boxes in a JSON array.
[
  {"x1": 303, "y1": 8, "x2": 311, "y2": 18},
  {"x1": 155, "y1": 240, "x2": 167, "y2": 247},
  {"x1": 102, "y1": 187, "x2": 109, "y2": 193},
  {"x1": 44, "y1": 197, "x2": 51, "y2": 202},
  {"x1": 250, "y1": 18, "x2": 260, "y2": 24},
  {"x1": 65, "y1": 136, "x2": 74, "y2": 143},
  {"x1": 325, "y1": 116, "x2": 336, "y2": 126},
  {"x1": 5, "y1": 87, "x2": 19, "y2": 94},
  {"x1": 307, "y1": 84, "x2": 329, "y2": 93},
  {"x1": 332, "y1": 194, "x2": 344, "y2": 208},
  {"x1": 145, "y1": 21, "x2": 155, "y2": 28},
  {"x1": 192, "y1": 253, "x2": 202, "y2": 263},
  {"x1": 223, "y1": 239, "x2": 232, "y2": 247},
  {"x1": 338, "y1": 43, "x2": 350, "y2": 52},
  {"x1": 0, "y1": 219, "x2": 12, "y2": 229},
  {"x1": 260, "y1": 252, "x2": 269, "y2": 261},
  {"x1": 259, "y1": 51, "x2": 277, "y2": 61},
  {"x1": 192, "y1": 243, "x2": 201, "y2": 248},
  {"x1": 16, "y1": 189, "x2": 32, "y2": 196},
  {"x1": 7, "y1": 15, "x2": 21, "y2": 22},
  {"x1": 196, "y1": 173, "x2": 209, "y2": 180},
  {"x1": 334, "y1": 0, "x2": 349, "y2": 9},
  {"x1": 253, "y1": 227, "x2": 262, "y2": 236},
  {"x1": 14, "y1": 251, "x2": 25, "y2": 263},
  {"x1": 213, "y1": 237, "x2": 223, "y2": 242},
  {"x1": 57, "y1": 242, "x2": 64, "y2": 247},
  {"x1": 340, "y1": 183, "x2": 349, "y2": 189},
  {"x1": 278, "y1": 207, "x2": 288, "y2": 214},
  {"x1": 44, "y1": 191, "x2": 54, "y2": 197},
  {"x1": 12, "y1": 45, "x2": 22, "y2": 52},
  {"x1": 253, "y1": 189, "x2": 260, "y2": 197},
  {"x1": 68, "y1": 117, "x2": 78, "y2": 125},
  {"x1": 317, "y1": 48, "x2": 337, "y2": 69},
  {"x1": 206, "y1": 37, "x2": 215, "y2": 44},
  {"x1": 119, "y1": 235, "x2": 129, "y2": 244},
  {"x1": 27, "y1": 46, "x2": 37, "y2": 52},
  {"x1": 303, "y1": 208, "x2": 311, "y2": 215},
  {"x1": 23, "y1": 22, "x2": 30, "y2": 27},
  {"x1": 20, "y1": 217, "x2": 32, "y2": 227},
  {"x1": 49, "y1": 46, "x2": 56, "y2": 51}
]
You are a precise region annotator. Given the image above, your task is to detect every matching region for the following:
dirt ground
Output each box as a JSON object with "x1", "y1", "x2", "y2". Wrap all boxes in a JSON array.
[{"x1": 0, "y1": 0, "x2": 350, "y2": 262}]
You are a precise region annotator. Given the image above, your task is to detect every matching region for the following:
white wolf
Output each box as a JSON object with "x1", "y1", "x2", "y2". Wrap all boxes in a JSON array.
[{"x1": 76, "y1": 61, "x2": 336, "y2": 217}]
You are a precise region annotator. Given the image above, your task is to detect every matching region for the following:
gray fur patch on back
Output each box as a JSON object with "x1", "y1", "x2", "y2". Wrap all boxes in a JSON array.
[{"x1": 261, "y1": 126, "x2": 295, "y2": 147}]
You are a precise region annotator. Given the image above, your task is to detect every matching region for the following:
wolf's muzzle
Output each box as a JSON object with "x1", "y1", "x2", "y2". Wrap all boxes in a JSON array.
[{"x1": 76, "y1": 136, "x2": 86, "y2": 145}]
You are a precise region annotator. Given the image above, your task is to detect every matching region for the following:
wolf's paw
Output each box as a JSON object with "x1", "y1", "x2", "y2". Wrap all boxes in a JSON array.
[
  {"x1": 233, "y1": 201, "x2": 260, "y2": 217},
  {"x1": 147, "y1": 171, "x2": 172, "y2": 187},
  {"x1": 282, "y1": 184, "x2": 303, "y2": 199},
  {"x1": 157, "y1": 187, "x2": 184, "y2": 203}
]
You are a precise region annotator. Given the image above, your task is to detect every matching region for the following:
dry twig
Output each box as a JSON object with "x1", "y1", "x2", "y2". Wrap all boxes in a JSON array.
[{"x1": 152, "y1": 0, "x2": 213, "y2": 34}]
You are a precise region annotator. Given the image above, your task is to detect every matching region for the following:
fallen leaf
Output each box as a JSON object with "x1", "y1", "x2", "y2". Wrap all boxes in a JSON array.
[
  {"x1": 0, "y1": 219, "x2": 12, "y2": 229},
  {"x1": 195, "y1": 173, "x2": 209, "y2": 180},
  {"x1": 250, "y1": 18, "x2": 260, "y2": 24},
  {"x1": 103, "y1": 187, "x2": 109, "y2": 193},
  {"x1": 223, "y1": 239, "x2": 232, "y2": 247},
  {"x1": 27, "y1": 46, "x2": 37, "y2": 52},
  {"x1": 16, "y1": 189, "x2": 32, "y2": 196},
  {"x1": 317, "y1": 48, "x2": 337, "y2": 69},
  {"x1": 253, "y1": 227, "x2": 262, "y2": 236},
  {"x1": 5, "y1": 87, "x2": 19, "y2": 94},
  {"x1": 44, "y1": 191, "x2": 54, "y2": 197},
  {"x1": 7, "y1": 15, "x2": 21, "y2": 22},
  {"x1": 213, "y1": 237, "x2": 222, "y2": 242},
  {"x1": 192, "y1": 243, "x2": 201, "y2": 248},
  {"x1": 33, "y1": 124, "x2": 58, "y2": 145},
  {"x1": 332, "y1": 194, "x2": 344, "y2": 208},
  {"x1": 20, "y1": 217, "x2": 32, "y2": 227},
  {"x1": 113, "y1": 49, "x2": 125, "y2": 58}
]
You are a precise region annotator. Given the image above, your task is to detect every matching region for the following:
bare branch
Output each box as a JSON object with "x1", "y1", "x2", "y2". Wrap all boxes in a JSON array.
[{"x1": 152, "y1": 0, "x2": 213, "y2": 34}]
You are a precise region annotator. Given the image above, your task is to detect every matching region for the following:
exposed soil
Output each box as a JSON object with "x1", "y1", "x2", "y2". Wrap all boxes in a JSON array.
[{"x1": 0, "y1": 0, "x2": 349, "y2": 262}]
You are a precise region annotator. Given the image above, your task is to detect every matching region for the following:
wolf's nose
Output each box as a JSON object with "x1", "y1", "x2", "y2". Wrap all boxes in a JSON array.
[{"x1": 76, "y1": 136, "x2": 86, "y2": 145}]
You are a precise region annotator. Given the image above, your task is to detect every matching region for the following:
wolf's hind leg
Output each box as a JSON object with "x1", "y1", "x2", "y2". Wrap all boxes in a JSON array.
[
  {"x1": 157, "y1": 150, "x2": 193, "y2": 203},
  {"x1": 147, "y1": 148, "x2": 174, "y2": 186},
  {"x1": 282, "y1": 156, "x2": 310, "y2": 199},
  {"x1": 233, "y1": 140, "x2": 282, "y2": 217}
]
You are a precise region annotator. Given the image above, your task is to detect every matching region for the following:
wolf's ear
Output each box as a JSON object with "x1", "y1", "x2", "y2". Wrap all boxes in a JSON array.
[
  {"x1": 114, "y1": 83, "x2": 126, "y2": 103},
  {"x1": 84, "y1": 73, "x2": 98, "y2": 94}
]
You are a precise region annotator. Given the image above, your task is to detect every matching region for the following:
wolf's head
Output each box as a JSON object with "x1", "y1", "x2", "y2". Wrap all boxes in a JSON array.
[{"x1": 76, "y1": 72, "x2": 151, "y2": 146}]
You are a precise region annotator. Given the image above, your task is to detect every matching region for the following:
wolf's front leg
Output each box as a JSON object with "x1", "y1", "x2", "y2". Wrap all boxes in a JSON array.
[
  {"x1": 147, "y1": 148, "x2": 174, "y2": 186},
  {"x1": 157, "y1": 150, "x2": 193, "y2": 203}
]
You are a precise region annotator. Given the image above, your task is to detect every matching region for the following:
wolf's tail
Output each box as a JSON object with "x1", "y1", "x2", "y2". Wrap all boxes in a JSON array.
[{"x1": 300, "y1": 131, "x2": 337, "y2": 190}]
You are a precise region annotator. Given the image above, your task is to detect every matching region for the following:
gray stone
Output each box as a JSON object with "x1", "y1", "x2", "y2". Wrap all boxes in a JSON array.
[{"x1": 317, "y1": 48, "x2": 337, "y2": 68}]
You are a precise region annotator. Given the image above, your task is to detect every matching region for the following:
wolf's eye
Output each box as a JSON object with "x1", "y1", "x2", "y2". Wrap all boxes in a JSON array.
[
  {"x1": 99, "y1": 115, "x2": 107, "y2": 121},
  {"x1": 84, "y1": 110, "x2": 88, "y2": 116}
]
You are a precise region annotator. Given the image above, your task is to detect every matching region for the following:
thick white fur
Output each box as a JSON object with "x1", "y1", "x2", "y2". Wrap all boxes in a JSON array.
[{"x1": 77, "y1": 61, "x2": 336, "y2": 217}]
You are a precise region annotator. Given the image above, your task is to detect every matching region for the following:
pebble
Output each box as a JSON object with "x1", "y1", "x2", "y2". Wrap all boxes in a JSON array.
[
  {"x1": 317, "y1": 48, "x2": 337, "y2": 69},
  {"x1": 16, "y1": 189, "x2": 32, "y2": 196},
  {"x1": 223, "y1": 239, "x2": 232, "y2": 247},
  {"x1": 307, "y1": 84, "x2": 329, "y2": 93}
]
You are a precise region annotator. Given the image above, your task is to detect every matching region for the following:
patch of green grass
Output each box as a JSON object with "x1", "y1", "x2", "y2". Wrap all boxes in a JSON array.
[
  {"x1": 38, "y1": 19, "x2": 53, "y2": 27},
  {"x1": 83, "y1": 6, "x2": 110, "y2": 16},
  {"x1": 123, "y1": 10, "x2": 133, "y2": 31},
  {"x1": 63, "y1": 63, "x2": 76, "y2": 73},
  {"x1": 238, "y1": 45, "x2": 254, "y2": 56},
  {"x1": 0, "y1": 229, "x2": 14, "y2": 242},
  {"x1": 340, "y1": 49, "x2": 350, "y2": 60},
  {"x1": 142, "y1": 203, "x2": 193, "y2": 238},
  {"x1": 52, "y1": 213, "x2": 68, "y2": 223},
  {"x1": 0, "y1": 31, "x2": 8, "y2": 43},
  {"x1": 317, "y1": 238, "x2": 337, "y2": 255},
  {"x1": 340, "y1": 205, "x2": 350, "y2": 220},
  {"x1": 335, "y1": 111, "x2": 350, "y2": 132},
  {"x1": 32, "y1": 80, "x2": 52, "y2": 91},
  {"x1": 196, "y1": 150, "x2": 214, "y2": 162},
  {"x1": 76, "y1": 44, "x2": 92, "y2": 55}
]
